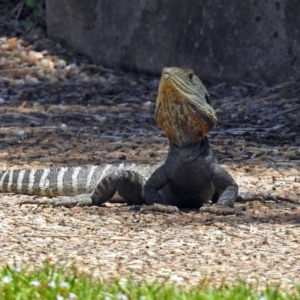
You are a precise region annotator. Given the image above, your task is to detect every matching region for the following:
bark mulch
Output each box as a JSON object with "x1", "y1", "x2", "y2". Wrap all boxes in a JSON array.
[{"x1": 0, "y1": 30, "x2": 299, "y2": 289}]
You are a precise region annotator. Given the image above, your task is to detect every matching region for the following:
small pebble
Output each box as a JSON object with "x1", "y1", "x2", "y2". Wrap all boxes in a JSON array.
[{"x1": 17, "y1": 130, "x2": 25, "y2": 137}]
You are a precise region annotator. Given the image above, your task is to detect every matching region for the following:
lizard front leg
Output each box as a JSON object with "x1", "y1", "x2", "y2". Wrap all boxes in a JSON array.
[
  {"x1": 199, "y1": 163, "x2": 242, "y2": 215},
  {"x1": 143, "y1": 165, "x2": 179, "y2": 213}
]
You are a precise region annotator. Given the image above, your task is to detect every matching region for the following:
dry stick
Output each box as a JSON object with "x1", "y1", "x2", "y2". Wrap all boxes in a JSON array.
[
  {"x1": 0, "y1": 67, "x2": 39, "y2": 74},
  {"x1": 211, "y1": 124, "x2": 286, "y2": 136},
  {"x1": 239, "y1": 81, "x2": 263, "y2": 88},
  {"x1": 14, "y1": 1, "x2": 24, "y2": 21},
  {"x1": 266, "y1": 106, "x2": 300, "y2": 119},
  {"x1": 2, "y1": 112, "x2": 46, "y2": 123},
  {"x1": 20, "y1": 235, "x2": 101, "y2": 238},
  {"x1": 237, "y1": 194, "x2": 299, "y2": 205}
]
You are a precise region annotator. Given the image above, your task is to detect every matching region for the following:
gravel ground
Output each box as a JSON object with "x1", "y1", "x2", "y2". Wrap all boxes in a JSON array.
[{"x1": 0, "y1": 30, "x2": 299, "y2": 289}]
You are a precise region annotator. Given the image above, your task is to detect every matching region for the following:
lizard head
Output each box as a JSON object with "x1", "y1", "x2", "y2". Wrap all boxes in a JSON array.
[{"x1": 155, "y1": 67, "x2": 217, "y2": 146}]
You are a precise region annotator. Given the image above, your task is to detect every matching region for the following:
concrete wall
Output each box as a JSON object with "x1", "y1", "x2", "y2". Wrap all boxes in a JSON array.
[{"x1": 46, "y1": 0, "x2": 300, "y2": 82}]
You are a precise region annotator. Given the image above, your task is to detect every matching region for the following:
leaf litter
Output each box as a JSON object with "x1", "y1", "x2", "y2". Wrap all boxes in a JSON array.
[{"x1": 0, "y1": 29, "x2": 299, "y2": 290}]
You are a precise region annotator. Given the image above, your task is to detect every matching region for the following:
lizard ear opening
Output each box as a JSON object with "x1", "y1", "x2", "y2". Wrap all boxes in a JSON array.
[{"x1": 205, "y1": 93, "x2": 211, "y2": 105}]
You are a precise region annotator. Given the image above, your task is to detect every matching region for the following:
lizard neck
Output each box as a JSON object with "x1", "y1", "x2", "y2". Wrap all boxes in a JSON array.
[
  {"x1": 168, "y1": 137, "x2": 211, "y2": 161},
  {"x1": 155, "y1": 100, "x2": 212, "y2": 146}
]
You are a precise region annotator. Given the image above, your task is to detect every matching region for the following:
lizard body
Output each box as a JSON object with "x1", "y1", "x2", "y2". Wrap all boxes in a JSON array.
[
  {"x1": 145, "y1": 68, "x2": 238, "y2": 211},
  {"x1": 0, "y1": 67, "x2": 239, "y2": 212}
]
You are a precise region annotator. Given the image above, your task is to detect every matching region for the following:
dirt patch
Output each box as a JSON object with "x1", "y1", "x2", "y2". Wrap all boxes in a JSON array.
[{"x1": 0, "y1": 30, "x2": 299, "y2": 289}]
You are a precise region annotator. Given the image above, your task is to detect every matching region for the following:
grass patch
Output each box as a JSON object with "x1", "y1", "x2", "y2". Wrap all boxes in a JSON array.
[{"x1": 0, "y1": 264, "x2": 298, "y2": 299}]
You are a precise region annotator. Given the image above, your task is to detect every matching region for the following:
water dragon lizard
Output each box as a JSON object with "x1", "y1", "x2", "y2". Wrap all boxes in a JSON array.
[{"x1": 0, "y1": 67, "x2": 290, "y2": 214}]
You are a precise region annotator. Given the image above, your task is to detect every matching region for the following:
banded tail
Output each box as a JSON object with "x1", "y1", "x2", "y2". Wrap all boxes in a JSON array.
[{"x1": 0, "y1": 164, "x2": 155, "y2": 197}]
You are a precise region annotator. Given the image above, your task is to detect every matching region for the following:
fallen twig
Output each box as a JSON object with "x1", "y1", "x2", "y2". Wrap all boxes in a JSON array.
[{"x1": 237, "y1": 193, "x2": 299, "y2": 205}]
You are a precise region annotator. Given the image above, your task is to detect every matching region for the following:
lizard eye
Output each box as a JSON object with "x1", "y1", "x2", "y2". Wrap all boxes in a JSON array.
[{"x1": 187, "y1": 72, "x2": 194, "y2": 81}]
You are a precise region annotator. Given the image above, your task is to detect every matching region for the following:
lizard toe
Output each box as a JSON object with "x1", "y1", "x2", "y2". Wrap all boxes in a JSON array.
[
  {"x1": 140, "y1": 203, "x2": 179, "y2": 214},
  {"x1": 199, "y1": 204, "x2": 245, "y2": 216},
  {"x1": 53, "y1": 194, "x2": 93, "y2": 207}
]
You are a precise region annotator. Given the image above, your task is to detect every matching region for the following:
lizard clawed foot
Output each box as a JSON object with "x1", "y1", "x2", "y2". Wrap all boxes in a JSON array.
[
  {"x1": 133, "y1": 203, "x2": 179, "y2": 214},
  {"x1": 199, "y1": 204, "x2": 245, "y2": 216},
  {"x1": 19, "y1": 194, "x2": 93, "y2": 208}
]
